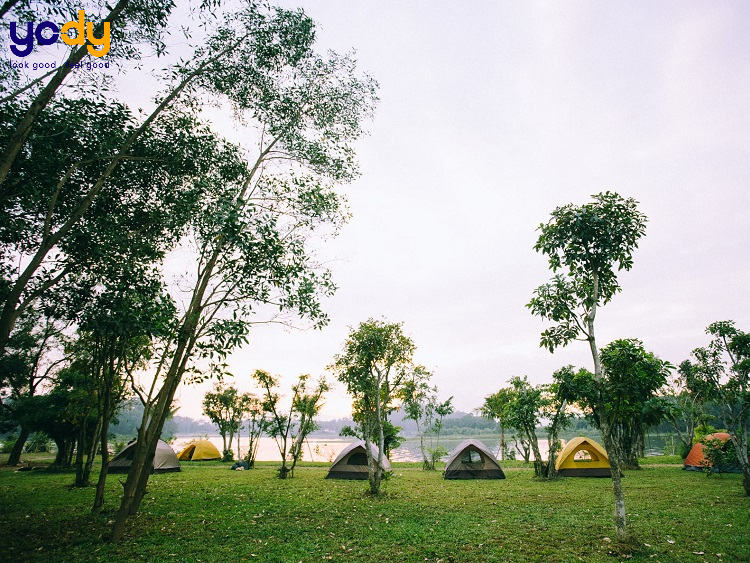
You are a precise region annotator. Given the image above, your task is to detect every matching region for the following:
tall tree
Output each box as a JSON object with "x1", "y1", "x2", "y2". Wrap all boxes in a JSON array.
[
  {"x1": 527, "y1": 191, "x2": 648, "y2": 541},
  {"x1": 331, "y1": 319, "x2": 415, "y2": 495},
  {"x1": 688, "y1": 321, "x2": 750, "y2": 495},
  {"x1": 108, "y1": 6, "x2": 377, "y2": 540}
]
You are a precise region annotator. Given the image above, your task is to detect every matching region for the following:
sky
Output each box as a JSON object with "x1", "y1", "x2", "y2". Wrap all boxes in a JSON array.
[{"x1": 153, "y1": 1, "x2": 750, "y2": 420}]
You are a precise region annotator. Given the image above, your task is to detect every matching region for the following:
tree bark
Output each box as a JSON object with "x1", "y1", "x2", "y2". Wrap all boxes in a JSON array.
[
  {"x1": 588, "y1": 273, "x2": 628, "y2": 541},
  {"x1": 5, "y1": 425, "x2": 30, "y2": 466}
]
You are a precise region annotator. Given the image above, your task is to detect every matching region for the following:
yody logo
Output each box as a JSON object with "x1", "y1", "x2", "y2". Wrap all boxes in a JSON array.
[{"x1": 9, "y1": 10, "x2": 110, "y2": 58}]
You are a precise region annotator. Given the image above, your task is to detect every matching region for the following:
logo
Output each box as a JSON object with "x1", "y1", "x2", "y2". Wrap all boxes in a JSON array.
[{"x1": 9, "y1": 10, "x2": 110, "y2": 58}]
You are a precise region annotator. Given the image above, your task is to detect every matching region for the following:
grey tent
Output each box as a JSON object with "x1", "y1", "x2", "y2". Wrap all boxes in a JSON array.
[
  {"x1": 326, "y1": 440, "x2": 391, "y2": 480},
  {"x1": 108, "y1": 439, "x2": 181, "y2": 474},
  {"x1": 443, "y1": 439, "x2": 505, "y2": 479}
]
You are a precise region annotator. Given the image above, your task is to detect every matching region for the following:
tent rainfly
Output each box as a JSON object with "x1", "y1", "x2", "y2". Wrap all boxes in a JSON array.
[
  {"x1": 443, "y1": 439, "x2": 505, "y2": 479},
  {"x1": 177, "y1": 439, "x2": 222, "y2": 461},
  {"x1": 683, "y1": 432, "x2": 742, "y2": 473},
  {"x1": 326, "y1": 441, "x2": 391, "y2": 480},
  {"x1": 555, "y1": 436, "x2": 611, "y2": 477},
  {"x1": 108, "y1": 439, "x2": 181, "y2": 474}
]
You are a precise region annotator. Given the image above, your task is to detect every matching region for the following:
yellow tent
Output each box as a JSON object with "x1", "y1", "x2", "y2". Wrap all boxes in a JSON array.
[
  {"x1": 177, "y1": 439, "x2": 222, "y2": 461},
  {"x1": 555, "y1": 436, "x2": 611, "y2": 477}
]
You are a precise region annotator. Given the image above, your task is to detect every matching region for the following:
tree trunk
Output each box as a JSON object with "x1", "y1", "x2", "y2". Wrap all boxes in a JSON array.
[
  {"x1": 5, "y1": 425, "x2": 30, "y2": 466},
  {"x1": 588, "y1": 272, "x2": 627, "y2": 541},
  {"x1": 729, "y1": 430, "x2": 750, "y2": 496},
  {"x1": 93, "y1": 415, "x2": 111, "y2": 515},
  {"x1": 601, "y1": 419, "x2": 627, "y2": 541}
]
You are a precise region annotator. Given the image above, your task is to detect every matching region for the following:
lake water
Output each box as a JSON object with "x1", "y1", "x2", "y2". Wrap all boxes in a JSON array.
[
  {"x1": 173, "y1": 435, "x2": 557, "y2": 463},
  {"x1": 173, "y1": 432, "x2": 676, "y2": 463}
]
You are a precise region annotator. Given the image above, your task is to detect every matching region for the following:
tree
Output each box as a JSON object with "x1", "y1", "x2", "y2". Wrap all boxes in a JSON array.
[
  {"x1": 108, "y1": 5, "x2": 377, "y2": 540},
  {"x1": 504, "y1": 376, "x2": 546, "y2": 473},
  {"x1": 556, "y1": 341, "x2": 671, "y2": 470},
  {"x1": 480, "y1": 387, "x2": 515, "y2": 460},
  {"x1": 253, "y1": 370, "x2": 328, "y2": 479},
  {"x1": 241, "y1": 394, "x2": 266, "y2": 468},
  {"x1": 539, "y1": 371, "x2": 573, "y2": 479},
  {"x1": 661, "y1": 360, "x2": 712, "y2": 457},
  {"x1": 400, "y1": 366, "x2": 454, "y2": 470},
  {"x1": 527, "y1": 191, "x2": 648, "y2": 541},
  {"x1": 331, "y1": 319, "x2": 415, "y2": 495},
  {"x1": 0, "y1": 306, "x2": 65, "y2": 465},
  {"x1": 203, "y1": 384, "x2": 247, "y2": 461},
  {"x1": 688, "y1": 321, "x2": 750, "y2": 495}
]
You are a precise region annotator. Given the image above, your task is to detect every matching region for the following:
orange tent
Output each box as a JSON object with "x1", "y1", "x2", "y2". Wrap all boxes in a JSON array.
[{"x1": 683, "y1": 432, "x2": 739, "y2": 472}]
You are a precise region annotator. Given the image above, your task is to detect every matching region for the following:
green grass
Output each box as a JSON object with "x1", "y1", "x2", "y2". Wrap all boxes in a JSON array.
[{"x1": 1, "y1": 456, "x2": 748, "y2": 562}]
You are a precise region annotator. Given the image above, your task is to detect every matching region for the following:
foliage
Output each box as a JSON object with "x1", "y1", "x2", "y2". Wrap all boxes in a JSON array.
[
  {"x1": 661, "y1": 360, "x2": 713, "y2": 456},
  {"x1": 202, "y1": 383, "x2": 251, "y2": 461},
  {"x1": 527, "y1": 192, "x2": 648, "y2": 353},
  {"x1": 687, "y1": 320, "x2": 750, "y2": 495},
  {"x1": 701, "y1": 435, "x2": 738, "y2": 477},
  {"x1": 528, "y1": 191, "x2": 648, "y2": 542},
  {"x1": 252, "y1": 370, "x2": 328, "y2": 479},
  {"x1": 399, "y1": 366, "x2": 454, "y2": 470},
  {"x1": 480, "y1": 387, "x2": 515, "y2": 460},
  {"x1": 331, "y1": 318, "x2": 415, "y2": 494},
  {"x1": 554, "y1": 340, "x2": 671, "y2": 468}
]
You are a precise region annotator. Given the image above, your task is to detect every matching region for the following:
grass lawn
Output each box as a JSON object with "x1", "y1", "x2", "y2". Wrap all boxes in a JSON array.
[{"x1": 0, "y1": 456, "x2": 747, "y2": 562}]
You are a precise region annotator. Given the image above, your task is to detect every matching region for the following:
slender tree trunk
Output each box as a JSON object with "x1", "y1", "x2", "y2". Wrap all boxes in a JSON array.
[
  {"x1": 374, "y1": 377, "x2": 385, "y2": 495},
  {"x1": 5, "y1": 425, "x2": 30, "y2": 466},
  {"x1": 588, "y1": 274, "x2": 627, "y2": 542},
  {"x1": 93, "y1": 414, "x2": 112, "y2": 514},
  {"x1": 729, "y1": 429, "x2": 750, "y2": 496}
]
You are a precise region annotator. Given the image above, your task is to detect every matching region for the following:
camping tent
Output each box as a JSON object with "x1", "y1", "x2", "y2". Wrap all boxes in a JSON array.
[
  {"x1": 177, "y1": 439, "x2": 222, "y2": 461},
  {"x1": 325, "y1": 441, "x2": 391, "y2": 480},
  {"x1": 108, "y1": 439, "x2": 181, "y2": 474},
  {"x1": 443, "y1": 439, "x2": 505, "y2": 479},
  {"x1": 555, "y1": 436, "x2": 611, "y2": 477},
  {"x1": 683, "y1": 432, "x2": 742, "y2": 473}
]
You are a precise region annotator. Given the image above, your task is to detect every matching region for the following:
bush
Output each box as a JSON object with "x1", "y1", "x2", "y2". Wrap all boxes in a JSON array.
[
  {"x1": 23, "y1": 432, "x2": 51, "y2": 453},
  {"x1": 701, "y1": 436, "x2": 737, "y2": 476},
  {"x1": 1, "y1": 434, "x2": 17, "y2": 453}
]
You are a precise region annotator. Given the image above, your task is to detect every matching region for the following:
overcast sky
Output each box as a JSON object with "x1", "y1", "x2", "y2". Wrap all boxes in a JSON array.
[{"x1": 168, "y1": 1, "x2": 750, "y2": 420}]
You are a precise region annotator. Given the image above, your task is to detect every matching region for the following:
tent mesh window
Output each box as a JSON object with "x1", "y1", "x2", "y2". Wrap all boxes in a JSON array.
[
  {"x1": 461, "y1": 450, "x2": 482, "y2": 464},
  {"x1": 348, "y1": 452, "x2": 368, "y2": 465}
]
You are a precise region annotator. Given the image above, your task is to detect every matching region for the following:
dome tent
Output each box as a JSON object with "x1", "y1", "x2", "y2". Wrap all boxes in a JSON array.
[
  {"x1": 555, "y1": 436, "x2": 611, "y2": 477},
  {"x1": 108, "y1": 439, "x2": 180, "y2": 474},
  {"x1": 326, "y1": 441, "x2": 391, "y2": 480},
  {"x1": 683, "y1": 432, "x2": 742, "y2": 473},
  {"x1": 443, "y1": 439, "x2": 505, "y2": 479},
  {"x1": 178, "y1": 439, "x2": 222, "y2": 461}
]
